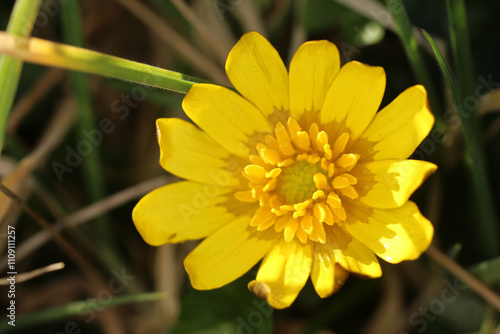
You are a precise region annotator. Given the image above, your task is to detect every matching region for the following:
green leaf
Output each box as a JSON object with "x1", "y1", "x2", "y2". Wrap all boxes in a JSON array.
[
  {"x1": 470, "y1": 257, "x2": 500, "y2": 286},
  {"x1": 169, "y1": 274, "x2": 273, "y2": 334}
]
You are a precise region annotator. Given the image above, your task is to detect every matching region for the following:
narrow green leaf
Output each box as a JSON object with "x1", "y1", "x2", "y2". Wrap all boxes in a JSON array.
[
  {"x1": 0, "y1": 292, "x2": 166, "y2": 333},
  {"x1": 422, "y1": 29, "x2": 499, "y2": 257},
  {"x1": 60, "y1": 0, "x2": 110, "y2": 246},
  {"x1": 385, "y1": 0, "x2": 440, "y2": 117},
  {"x1": 0, "y1": 0, "x2": 42, "y2": 151},
  {"x1": 446, "y1": 0, "x2": 476, "y2": 99},
  {"x1": 0, "y1": 32, "x2": 205, "y2": 94}
]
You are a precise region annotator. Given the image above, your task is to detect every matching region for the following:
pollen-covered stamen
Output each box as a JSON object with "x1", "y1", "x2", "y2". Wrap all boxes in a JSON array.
[{"x1": 235, "y1": 116, "x2": 362, "y2": 244}]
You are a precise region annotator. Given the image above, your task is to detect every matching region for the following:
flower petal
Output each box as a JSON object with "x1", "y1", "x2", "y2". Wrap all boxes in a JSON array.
[
  {"x1": 355, "y1": 159, "x2": 437, "y2": 209},
  {"x1": 328, "y1": 225, "x2": 382, "y2": 277},
  {"x1": 311, "y1": 246, "x2": 349, "y2": 298},
  {"x1": 249, "y1": 239, "x2": 312, "y2": 309},
  {"x1": 311, "y1": 224, "x2": 380, "y2": 298},
  {"x1": 226, "y1": 31, "x2": 289, "y2": 116},
  {"x1": 183, "y1": 84, "x2": 272, "y2": 157},
  {"x1": 156, "y1": 118, "x2": 240, "y2": 187},
  {"x1": 132, "y1": 181, "x2": 235, "y2": 246},
  {"x1": 289, "y1": 40, "x2": 340, "y2": 120},
  {"x1": 344, "y1": 201, "x2": 434, "y2": 263},
  {"x1": 311, "y1": 260, "x2": 349, "y2": 298},
  {"x1": 184, "y1": 216, "x2": 274, "y2": 290},
  {"x1": 320, "y1": 61, "x2": 386, "y2": 140},
  {"x1": 353, "y1": 85, "x2": 434, "y2": 161}
]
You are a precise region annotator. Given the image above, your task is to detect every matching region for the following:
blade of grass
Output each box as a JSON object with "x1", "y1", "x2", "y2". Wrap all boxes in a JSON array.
[
  {"x1": 0, "y1": 292, "x2": 167, "y2": 333},
  {"x1": 60, "y1": 0, "x2": 111, "y2": 250},
  {"x1": 385, "y1": 0, "x2": 441, "y2": 117},
  {"x1": 446, "y1": 0, "x2": 476, "y2": 100},
  {"x1": 446, "y1": 0, "x2": 483, "y2": 151},
  {"x1": 0, "y1": 0, "x2": 41, "y2": 152},
  {"x1": 422, "y1": 29, "x2": 499, "y2": 257},
  {"x1": 0, "y1": 32, "x2": 206, "y2": 93}
]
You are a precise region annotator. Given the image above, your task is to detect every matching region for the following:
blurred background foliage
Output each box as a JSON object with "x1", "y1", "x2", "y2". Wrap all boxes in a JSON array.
[{"x1": 1, "y1": 0, "x2": 500, "y2": 333}]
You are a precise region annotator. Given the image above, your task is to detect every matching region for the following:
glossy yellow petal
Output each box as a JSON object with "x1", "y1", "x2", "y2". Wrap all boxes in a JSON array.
[
  {"x1": 355, "y1": 160, "x2": 437, "y2": 209},
  {"x1": 184, "y1": 216, "x2": 273, "y2": 289},
  {"x1": 328, "y1": 225, "x2": 382, "y2": 278},
  {"x1": 132, "y1": 181, "x2": 235, "y2": 246},
  {"x1": 226, "y1": 31, "x2": 289, "y2": 116},
  {"x1": 353, "y1": 85, "x2": 434, "y2": 161},
  {"x1": 289, "y1": 40, "x2": 340, "y2": 120},
  {"x1": 249, "y1": 240, "x2": 312, "y2": 309},
  {"x1": 311, "y1": 244, "x2": 350, "y2": 298},
  {"x1": 183, "y1": 84, "x2": 273, "y2": 157},
  {"x1": 156, "y1": 118, "x2": 240, "y2": 187},
  {"x1": 320, "y1": 61, "x2": 386, "y2": 140},
  {"x1": 344, "y1": 201, "x2": 434, "y2": 263}
]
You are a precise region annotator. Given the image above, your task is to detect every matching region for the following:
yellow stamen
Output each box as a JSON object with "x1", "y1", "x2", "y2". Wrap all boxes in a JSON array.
[
  {"x1": 263, "y1": 178, "x2": 277, "y2": 192},
  {"x1": 235, "y1": 190, "x2": 256, "y2": 202},
  {"x1": 336, "y1": 153, "x2": 360, "y2": 170},
  {"x1": 237, "y1": 116, "x2": 361, "y2": 244},
  {"x1": 332, "y1": 176, "x2": 350, "y2": 189},
  {"x1": 265, "y1": 168, "x2": 282, "y2": 179},
  {"x1": 332, "y1": 132, "x2": 350, "y2": 160},
  {"x1": 313, "y1": 173, "x2": 328, "y2": 189},
  {"x1": 297, "y1": 131, "x2": 311, "y2": 151}
]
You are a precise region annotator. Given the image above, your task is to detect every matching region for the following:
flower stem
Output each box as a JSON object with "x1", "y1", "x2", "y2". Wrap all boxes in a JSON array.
[{"x1": 426, "y1": 245, "x2": 500, "y2": 311}]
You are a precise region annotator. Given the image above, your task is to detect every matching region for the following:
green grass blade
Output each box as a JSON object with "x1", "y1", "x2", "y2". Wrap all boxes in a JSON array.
[
  {"x1": 0, "y1": 0, "x2": 42, "y2": 151},
  {"x1": 422, "y1": 29, "x2": 499, "y2": 257},
  {"x1": 446, "y1": 0, "x2": 476, "y2": 99},
  {"x1": 60, "y1": 0, "x2": 109, "y2": 235},
  {"x1": 0, "y1": 292, "x2": 166, "y2": 333},
  {"x1": 0, "y1": 32, "x2": 205, "y2": 94},
  {"x1": 60, "y1": 1, "x2": 106, "y2": 204},
  {"x1": 385, "y1": 0, "x2": 440, "y2": 116}
]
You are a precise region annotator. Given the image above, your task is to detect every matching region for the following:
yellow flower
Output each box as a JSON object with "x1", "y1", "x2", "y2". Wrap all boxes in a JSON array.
[{"x1": 133, "y1": 32, "x2": 436, "y2": 309}]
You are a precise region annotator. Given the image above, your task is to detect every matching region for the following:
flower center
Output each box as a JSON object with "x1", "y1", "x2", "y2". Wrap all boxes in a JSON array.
[
  {"x1": 235, "y1": 117, "x2": 361, "y2": 244},
  {"x1": 278, "y1": 161, "x2": 326, "y2": 204}
]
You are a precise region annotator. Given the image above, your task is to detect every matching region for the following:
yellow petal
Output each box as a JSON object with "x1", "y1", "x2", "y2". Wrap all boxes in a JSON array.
[
  {"x1": 249, "y1": 239, "x2": 312, "y2": 309},
  {"x1": 183, "y1": 84, "x2": 272, "y2": 157},
  {"x1": 328, "y1": 225, "x2": 382, "y2": 278},
  {"x1": 289, "y1": 40, "x2": 340, "y2": 120},
  {"x1": 184, "y1": 216, "x2": 273, "y2": 289},
  {"x1": 355, "y1": 159, "x2": 437, "y2": 209},
  {"x1": 132, "y1": 181, "x2": 234, "y2": 246},
  {"x1": 320, "y1": 61, "x2": 385, "y2": 140},
  {"x1": 344, "y1": 201, "x2": 434, "y2": 263},
  {"x1": 311, "y1": 245, "x2": 350, "y2": 298},
  {"x1": 226, "y1": 31, "x2": 289, "y2": 116},
  {"x1": 353, "y1": 85, "x2": 434, "y2": 161},
  {"x1": 156, "y1": 118, "x2": 239, "y2": 187}
]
